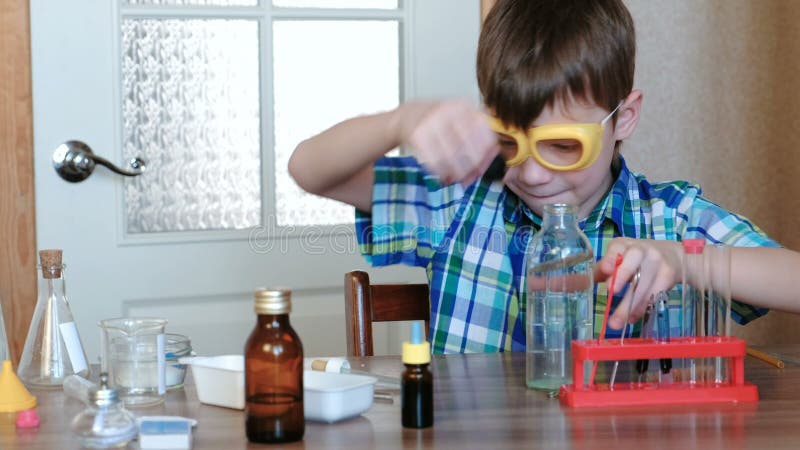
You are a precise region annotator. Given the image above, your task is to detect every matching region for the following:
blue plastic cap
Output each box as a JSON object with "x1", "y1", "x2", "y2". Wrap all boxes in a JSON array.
[{"x1": 411, "y1": 321, "x2": 423, "y2": 345}]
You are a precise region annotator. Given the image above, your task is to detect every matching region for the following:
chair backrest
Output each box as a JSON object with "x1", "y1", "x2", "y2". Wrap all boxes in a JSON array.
[{"x1": 344, "y1": 270, "x2": 430, "y2": 357}]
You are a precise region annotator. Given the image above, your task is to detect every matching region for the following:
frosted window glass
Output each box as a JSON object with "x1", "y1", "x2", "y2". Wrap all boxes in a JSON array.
[
  {"x1": 125, "y1": 0, "x2": 258, "y2": 5},
  {"x1": 273, "y1": 20, "x2": 399, "y2": 226},
  {"x1": 273, "y1": 0, "x2": 397, "y2": 8},
  {"x1": 122, "y1": 19, "x2": 261, "y2": 233}
]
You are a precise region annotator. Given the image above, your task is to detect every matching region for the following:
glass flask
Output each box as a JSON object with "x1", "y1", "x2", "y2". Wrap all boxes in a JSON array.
[
  {"x1": 98, "y1": 317, "x2": 167, "y2": 407},
  {"x1": 70, "y1": 373, "x2": 138, "y2": 449},
  {"x1": 18, "y1": 249, "x2": 90, "y2": 387},
  {"x1": 525, "y1": 204, "x2": 594, "y2": 393},
  {"x1": 245, "y1": 288, "x2": 304, "y2": 444},
  {"x1": 0, "y1": 299, "x2": 9, "y2": 362}
]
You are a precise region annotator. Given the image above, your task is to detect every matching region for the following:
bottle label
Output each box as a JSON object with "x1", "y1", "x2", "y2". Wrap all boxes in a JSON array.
[
  {"x1": 157, "y1": 333, "x2": 166, "y2": 394},
  {"x1": 59, "y1": 321, "x2": 88, "y2": 374}
]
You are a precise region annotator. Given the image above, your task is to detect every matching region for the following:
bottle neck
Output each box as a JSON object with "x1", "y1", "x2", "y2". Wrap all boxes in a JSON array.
[
  {"x1": 39, "y1": 264, "x2": 65, "y2": 280},
  {"x1": 257, "y1": 313, "x2": 291, "y2": 326},
  {"x1": 404, "y1": 363, "x2": 429, "y2": 369},
  {"x1": 541, "y1": 204, "x2": 578, "y2": 229}
]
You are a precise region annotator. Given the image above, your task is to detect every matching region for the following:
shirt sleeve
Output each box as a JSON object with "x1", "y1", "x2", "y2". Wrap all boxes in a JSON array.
[
  {"x1": 678, "y1": 190, "x2": 781, "y2": 325},
  {"x1": 355, "y1": 156, "x2": 465, "y2": 268}
]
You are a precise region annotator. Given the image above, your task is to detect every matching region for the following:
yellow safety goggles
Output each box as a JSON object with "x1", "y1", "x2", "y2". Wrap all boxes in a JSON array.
[{"x1": 487, "y1": 102, "x2": 623, "y2": 171}]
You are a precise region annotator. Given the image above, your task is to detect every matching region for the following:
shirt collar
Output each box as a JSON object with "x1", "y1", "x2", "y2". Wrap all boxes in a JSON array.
[
  {"x1": 584, "y1": 156, "x2": 636, "y2": 234},
  {"x1": 501, "y1": 155, "x2": 636, "y2": 234},
  {"x1": 501, "y1": 186, "x2": 541, "y2": 226}
]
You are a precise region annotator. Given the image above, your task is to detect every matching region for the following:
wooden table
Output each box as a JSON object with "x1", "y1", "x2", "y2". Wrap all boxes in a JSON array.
[{"x1": 3, "y1": 348, "x2": 800, "y2": 449}]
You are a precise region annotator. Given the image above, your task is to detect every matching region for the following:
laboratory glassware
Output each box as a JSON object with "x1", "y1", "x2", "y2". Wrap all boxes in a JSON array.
[
  {"x1": 0, "y1": 299, "x2": 9, "y2": 362},
  {"x1": 98, "y1": 317, "x2": 167, "y2": 407},
  {"x1": 681, "y1": 238, "x2": 706, "y2": 384},
  {"x1": 245, "y1": 287, "x2": 304, "y2": 443},
  {"x1": 70, "y1": 373, "x2": 137, "y2": 449},
  {"x1": 526, "y1": 203, "x2": 594, "y2": 393},
  {"x1": 18, "y1": 249, "x2": 90, "y2": 387}
]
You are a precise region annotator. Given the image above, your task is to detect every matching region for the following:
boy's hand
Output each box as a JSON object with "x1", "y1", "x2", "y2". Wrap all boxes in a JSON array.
[
  {"x1": 396, "y1": 100, "x2": 499, "y2": 186},
  {"x1": 594, "y1": 238, "x2": 683, "y2": 330}
]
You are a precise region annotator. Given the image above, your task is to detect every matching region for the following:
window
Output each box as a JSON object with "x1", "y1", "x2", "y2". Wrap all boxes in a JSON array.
[{"x1": 120, "y1": 0, "x2": 402, "y2": 233}]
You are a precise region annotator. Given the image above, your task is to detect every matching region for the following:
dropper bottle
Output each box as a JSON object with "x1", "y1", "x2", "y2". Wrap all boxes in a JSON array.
[{"x1": 401, "y1": 321, "x2": 433, "y2": 428}]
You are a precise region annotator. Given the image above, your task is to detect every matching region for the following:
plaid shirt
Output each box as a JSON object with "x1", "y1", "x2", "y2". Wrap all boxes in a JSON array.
[{"x1": 356, "y1": 156, "x2": 779, "y2": 354}]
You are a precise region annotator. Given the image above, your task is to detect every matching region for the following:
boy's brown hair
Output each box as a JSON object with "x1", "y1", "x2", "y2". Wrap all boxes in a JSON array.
[{"x1": 477, "y1": 0, "x2": 636, "y2": 130}]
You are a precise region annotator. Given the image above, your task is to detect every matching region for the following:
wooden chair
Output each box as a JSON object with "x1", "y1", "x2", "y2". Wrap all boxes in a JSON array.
[{"x1": 344, "y1": 270, "x2": 430, "y2": 356}]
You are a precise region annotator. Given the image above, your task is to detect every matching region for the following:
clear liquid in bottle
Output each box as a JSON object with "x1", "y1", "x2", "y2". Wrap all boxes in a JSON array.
[{"x1": 525, "y1": 204, "x2": 594, "y2": 393}]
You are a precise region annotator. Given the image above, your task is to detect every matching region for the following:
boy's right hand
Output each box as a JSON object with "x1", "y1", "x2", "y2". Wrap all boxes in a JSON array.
[
  {"x1": 594, "y1": 238, "x2": 683, "y2": 330},
  {"x1": 395, "y1": 100, "x2": 499, "y2": 186}
]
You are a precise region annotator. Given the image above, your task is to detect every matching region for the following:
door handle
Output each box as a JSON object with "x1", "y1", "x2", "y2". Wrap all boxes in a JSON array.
[{"x1": 53, "y1": 140, "x2": 146, "y2": 182}]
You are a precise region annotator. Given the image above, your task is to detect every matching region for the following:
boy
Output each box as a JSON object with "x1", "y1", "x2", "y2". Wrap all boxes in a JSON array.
[{"x1": 289, "y1": 0, "x2": 800, "y2": 354}]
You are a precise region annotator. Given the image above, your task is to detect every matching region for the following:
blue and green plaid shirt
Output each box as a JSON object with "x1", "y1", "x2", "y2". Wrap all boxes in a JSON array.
[{"x1": 356, "y1": 156, "x2": 779, "y2": 354}]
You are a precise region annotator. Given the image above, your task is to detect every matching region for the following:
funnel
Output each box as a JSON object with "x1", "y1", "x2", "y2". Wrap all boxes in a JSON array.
[{"x1": 0, "y1": 360, "x2": 37, "y2": 412}]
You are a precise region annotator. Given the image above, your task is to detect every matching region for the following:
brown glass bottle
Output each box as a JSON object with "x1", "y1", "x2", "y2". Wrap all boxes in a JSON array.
[
  {"x1": 401, "y1": 321, "x2": 433, "y2": 428},
  {"x1": 245, "y1": 288, "x2": 304, "y2": 443},
  {"x1": 401, "y1": 363, "x2": 433, "y2": 428}
]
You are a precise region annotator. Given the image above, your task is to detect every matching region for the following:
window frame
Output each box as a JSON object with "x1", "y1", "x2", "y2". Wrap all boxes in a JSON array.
[{"x1": 114, "y1": 1, "x2": 412, "y2": 245}]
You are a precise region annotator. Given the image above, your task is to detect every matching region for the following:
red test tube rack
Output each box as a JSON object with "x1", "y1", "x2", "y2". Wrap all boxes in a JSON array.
[{"x1": 559, "y1": 336, "x2": 758, "y2": 408}]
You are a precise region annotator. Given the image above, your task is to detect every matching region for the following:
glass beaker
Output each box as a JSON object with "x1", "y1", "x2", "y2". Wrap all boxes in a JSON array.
[
  {"x1": 98, "y1": 317, "x2": 167, "y2": 407},
  {"x1": 525, "y1": 204, "x2": 594, "y2": 393},
  {"x1": 164, "y1": 333, "x2": 192, "y2": 390},
  {"x1": 18, "y1": 249, "x2": 91, "y2": 387}
]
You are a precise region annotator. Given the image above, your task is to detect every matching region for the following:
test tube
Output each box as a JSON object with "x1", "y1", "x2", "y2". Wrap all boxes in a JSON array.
[
  {"x1": 681, "y1": 239, "x2": 706, "y2": 384},
  {"x1": 706, "y1": 244, "x2": 731, "y2": 384},
  {"x1": 63, "y1": 374, "x2": 97, "y2": 405}
]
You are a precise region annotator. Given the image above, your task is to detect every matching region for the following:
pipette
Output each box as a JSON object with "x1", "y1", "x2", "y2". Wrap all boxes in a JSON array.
[
  {"x1": 590, "y1": 253, "x2": 624, "y2": 386},
  {"x1": 655, "y1": 291, "x2": 673, "y2": 381},
  {"x1": 610, "y1": 269, "x2": 640, "y2": 388},
  {"x1": 635, "y1": 301, "x2": 655, "y2": 383}
]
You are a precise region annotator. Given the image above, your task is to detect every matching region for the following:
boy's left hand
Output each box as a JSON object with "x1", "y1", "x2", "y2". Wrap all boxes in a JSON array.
[{"x1": 594, "y1": 238, "x2": 683, "y2": 330}]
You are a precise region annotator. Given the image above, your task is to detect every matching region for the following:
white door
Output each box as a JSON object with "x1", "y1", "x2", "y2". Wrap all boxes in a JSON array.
[{"x1": 30, "y1": 0, "x2": 480, "y2": 361}]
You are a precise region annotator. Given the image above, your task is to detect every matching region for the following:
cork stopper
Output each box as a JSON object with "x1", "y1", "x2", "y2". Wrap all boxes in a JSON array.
[
  {"x1": 39, "y1": 249, "x2": 63, "y2": 279},
  {"x1": 254, "y1": 288, "x2": 292, "y2": 315}
]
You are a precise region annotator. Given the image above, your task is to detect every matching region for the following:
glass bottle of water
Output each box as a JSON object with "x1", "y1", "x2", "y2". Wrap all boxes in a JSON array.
[{"x1": 526, "y1": 204, "x2": 594, "y2": 393}]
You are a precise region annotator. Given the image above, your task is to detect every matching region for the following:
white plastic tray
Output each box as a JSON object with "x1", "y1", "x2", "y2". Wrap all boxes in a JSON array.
[
  {"x1": 185, "y1": 355, "x2": 245, "y2": 410},
  {"x1": 305, "y1": 370, "x2": 376, "y2": 423},
  {"x1": 184, "y1": 355, "x2": 377, "y2": 422}
]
